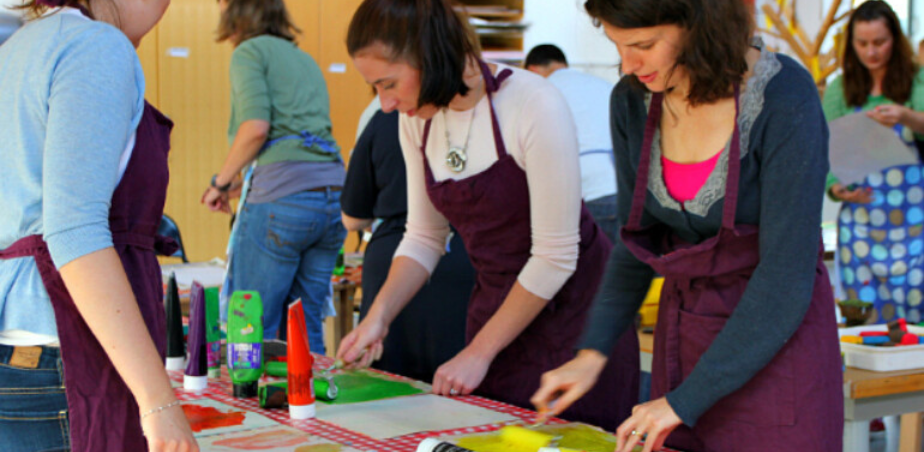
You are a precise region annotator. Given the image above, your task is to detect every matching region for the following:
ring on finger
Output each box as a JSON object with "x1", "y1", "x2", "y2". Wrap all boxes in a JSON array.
[
  {"x1": 630, "y1": 430, "x2": 641, "y2": 436},
  {"x1": 449, "y1": 388, "x2": 459, "y2": 396}
]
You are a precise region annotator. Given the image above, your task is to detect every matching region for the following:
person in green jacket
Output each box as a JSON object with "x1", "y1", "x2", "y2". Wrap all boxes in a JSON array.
[
  {"x1": 823, "y1": 0, "x2": 924, "y2": 203},
  {"x1": 202, "y1": 0, "x2": 346, "y2": 354}
]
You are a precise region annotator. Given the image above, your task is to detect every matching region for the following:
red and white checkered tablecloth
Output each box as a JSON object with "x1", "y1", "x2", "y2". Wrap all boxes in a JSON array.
[{"x1": 172, "y1": 354, "x2": 678, "y2": 452}]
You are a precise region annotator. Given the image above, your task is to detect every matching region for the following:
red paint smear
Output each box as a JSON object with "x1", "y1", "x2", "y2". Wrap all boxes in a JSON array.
[
  {"x1": 213, "y1": 428, "x2": 309, "y2": 449},
  {"x1": 182, "y1": 404, "x2": 246, "y2": 433}
]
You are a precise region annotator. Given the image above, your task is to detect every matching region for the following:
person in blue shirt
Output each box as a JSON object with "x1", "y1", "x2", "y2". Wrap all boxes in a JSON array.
[{"x1": 0, "y1": 1, "x2": 197, "y2": 451}]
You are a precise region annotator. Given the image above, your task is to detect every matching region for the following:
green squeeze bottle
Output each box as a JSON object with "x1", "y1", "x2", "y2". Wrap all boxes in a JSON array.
[{"x1": 227, "y1": 291, "x2": 264, "y2": 398}]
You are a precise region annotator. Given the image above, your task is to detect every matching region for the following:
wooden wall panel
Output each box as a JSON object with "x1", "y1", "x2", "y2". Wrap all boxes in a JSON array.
[
  {"x1": 157, "y1": 0, "x2": 233, "y2": 262},
  {"x1": 286, "y1": 0, "x2": 321, "y2": 58},
  {"x1": 320, "y1": 0, "x2": 374, "y2": 160},
  {"x1": 136, "y1": 26, "x2": 160, "y2": 105}
]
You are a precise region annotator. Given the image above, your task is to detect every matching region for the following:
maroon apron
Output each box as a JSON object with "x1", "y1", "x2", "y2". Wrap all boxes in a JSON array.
[
  {"x1": 621, "y1": 89, "x2": 843, "y2": 451},
  {"x1": 419, "y1": 62, "x2": 639, "y2": 429},
  {"x1": 0, "y1": 102, "x2": 175, "y2": 452}
]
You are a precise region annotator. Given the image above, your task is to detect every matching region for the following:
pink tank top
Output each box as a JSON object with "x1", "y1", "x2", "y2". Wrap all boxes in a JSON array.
[{"x1": 661, "y1": 151, "x2": 722, "y2": 203}]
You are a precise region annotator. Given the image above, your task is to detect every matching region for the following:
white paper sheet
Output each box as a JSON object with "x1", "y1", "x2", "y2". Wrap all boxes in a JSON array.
[
  {"x1": 162, "y1": 260, "x2": 227, "y2": 289},
  {"x1": 316, "y1": 394, "x2": 516, "y2": 440},
  {"x1": 828, "y1": 113, "x2": 918, "y2": 185}
]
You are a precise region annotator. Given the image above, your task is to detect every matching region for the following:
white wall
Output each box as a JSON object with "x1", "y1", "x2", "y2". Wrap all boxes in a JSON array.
[{"x1": 523, "y1": 0, "x2": 620, "y2": 83}]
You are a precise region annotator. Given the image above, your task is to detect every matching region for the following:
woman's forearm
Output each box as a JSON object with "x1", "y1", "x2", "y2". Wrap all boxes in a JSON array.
[
  {"x1": 58, "y1": 247, "x2": 176, "y2": 411},
  {"x1": 214, "y1": 119, "x2": 270, "y2": 187}
]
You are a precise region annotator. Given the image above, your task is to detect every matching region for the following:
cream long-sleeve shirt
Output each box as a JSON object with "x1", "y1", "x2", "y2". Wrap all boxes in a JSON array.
[{"x1": 395, "y1": 65, "x2": 583, "y2": 300}]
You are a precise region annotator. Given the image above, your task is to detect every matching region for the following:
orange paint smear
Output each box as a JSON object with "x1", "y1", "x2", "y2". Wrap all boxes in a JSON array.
[
  {"x1": 213, "y1": 427, "x2": 310, "y2": 449},
  {"x1": 182, "y1": 404, "x2": 247, "y2": 433}
]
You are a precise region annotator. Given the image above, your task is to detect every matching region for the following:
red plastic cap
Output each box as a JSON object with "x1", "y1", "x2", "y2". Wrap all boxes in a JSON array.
[
  {"x1": 900, "y1": 333, "x2": 919, "y2": 345},
  {"x1": 244, "y1": 294, "x2": 252, "y2": 300}
]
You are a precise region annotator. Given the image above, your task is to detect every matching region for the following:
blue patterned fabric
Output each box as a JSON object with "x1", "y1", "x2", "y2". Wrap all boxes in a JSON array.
[{"x1": 838, "y1": 164, "x2": 924, "y2": 324}]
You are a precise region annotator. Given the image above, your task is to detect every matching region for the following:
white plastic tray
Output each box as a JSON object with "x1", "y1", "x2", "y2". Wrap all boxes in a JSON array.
[{"x1": 839, "y1": 325, "x2": 924, "y2": 372}]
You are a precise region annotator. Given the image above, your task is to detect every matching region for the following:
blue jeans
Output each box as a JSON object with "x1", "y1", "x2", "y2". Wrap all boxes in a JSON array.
[
  {"x1": 586, "y1": 194, "x2": 617, "y2": 244},
  {"x1": 0, "y1": 344, "x2": 69, "y2": 452},
  {"x1": 226, "y1": 189, "x2": 346, "y2": 355}
]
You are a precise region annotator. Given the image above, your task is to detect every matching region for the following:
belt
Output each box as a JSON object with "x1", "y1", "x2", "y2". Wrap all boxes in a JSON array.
[{"x1": 307, "y1": 186, "x2": 342, "y2": 192}]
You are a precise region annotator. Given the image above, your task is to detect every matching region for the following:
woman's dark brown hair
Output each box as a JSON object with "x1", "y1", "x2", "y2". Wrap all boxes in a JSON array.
[
  {"x1": 216, "y1": 0, "x2": 300, "y2": 45},
  {"x1": 584, "y1": 0, "x2": 753, "y2": 106},
  {"x1": 346, "y1": 0, "x2": 481, "y2": 109},
  {"x1": 841, "y1": 0, "x2": 916, "y2": 107}
]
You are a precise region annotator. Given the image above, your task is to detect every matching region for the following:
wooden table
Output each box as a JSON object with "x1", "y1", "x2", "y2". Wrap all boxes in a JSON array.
[
  {"x1": 637, "y1": 330, "x2": 924, "y2": 452},
  {"x1": 844, "y1": 366, "x2": 924, "y2": 452},
  {"x1": 329, "y1": 281, "x2": 359, "y2": 353}
]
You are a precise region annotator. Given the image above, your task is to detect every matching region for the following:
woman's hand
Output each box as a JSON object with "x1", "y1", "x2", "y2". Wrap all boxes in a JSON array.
[
  {"x1": 829, "y1": 183, "x2": 873, "y2": 204},
  {"x1": 530, "y1": 349, "x2": 607, "y2": 420},
  {"x1": 335, "y1": 314, "x2": 387, "y2": 369},
  {"x1": 200, "y1": 187, "x2": 231, "y2": 214},
  {"x1": 140, "y1": 401, "x2": 199, "y2": 452},
  {"x1": 866, "y1": 104, "x2": 907, "y2": 128},
  {"x1": 615, "y1": 397, "x2": 683, "y2": 452},
  {"x1": 432, "y1": 347, "x2": 492, "y2": 397}
]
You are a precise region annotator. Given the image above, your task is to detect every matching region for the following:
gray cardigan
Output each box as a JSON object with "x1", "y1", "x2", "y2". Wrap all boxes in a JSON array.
[{"x1": 578, "y1": 50, "x2": 830, "y2": 426}]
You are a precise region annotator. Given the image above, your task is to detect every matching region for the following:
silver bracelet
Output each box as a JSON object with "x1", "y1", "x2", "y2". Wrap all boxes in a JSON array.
[{"x1": 141, "y1": 400, "x2": 181, "y2": 419}]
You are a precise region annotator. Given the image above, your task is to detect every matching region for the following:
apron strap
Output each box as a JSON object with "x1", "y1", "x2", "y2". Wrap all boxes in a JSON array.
[
  {"x1": 478, "y1": 60, "x2": 512, "y2": 160},
  {"x1": 721, "y1": 84, "x2": 742, "y2": 230},
  {"x1": 0, "y1": 235, "x2": 46, "y2": 259},
  {"x1": 627, "y1": 92, "x2": 663, "y2": 229}
]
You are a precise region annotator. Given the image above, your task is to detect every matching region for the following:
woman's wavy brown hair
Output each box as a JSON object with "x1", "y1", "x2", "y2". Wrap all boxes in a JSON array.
[
  {"x1": 346, "y1": 0, "x2": 481, "y2": 109},
  {"x1": 216, "y1": 0, "x2": 300, "y2": 45},
  {"x1": 841, "y1": 0, "x2": 916, "y2": 107},
  {"x1": 584, "y1": 0, "x2": 753, "y2": 106}
]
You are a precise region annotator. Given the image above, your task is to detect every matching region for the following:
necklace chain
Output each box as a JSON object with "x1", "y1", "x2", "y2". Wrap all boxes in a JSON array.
[{"x1": 443, "y1": 107, "x2": 476, "y2": 173}]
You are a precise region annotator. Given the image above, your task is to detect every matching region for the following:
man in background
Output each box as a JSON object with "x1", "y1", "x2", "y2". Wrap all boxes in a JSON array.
[{"x1": 525, "y1": 44, "x2": 618, "y2": 242}]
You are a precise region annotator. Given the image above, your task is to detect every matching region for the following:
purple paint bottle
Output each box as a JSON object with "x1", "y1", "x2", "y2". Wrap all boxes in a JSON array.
[
  {"x1": 184, "y1": 281, "x2": 208, "y2": 392},
  {"x1": 164, "y1": 272, "x2": 185, "y2": 371}
]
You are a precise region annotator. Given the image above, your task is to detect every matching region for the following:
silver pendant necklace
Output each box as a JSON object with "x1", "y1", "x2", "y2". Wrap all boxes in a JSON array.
[{"x1": 443, "y1": 107, "x2": 476, "y2": 173}]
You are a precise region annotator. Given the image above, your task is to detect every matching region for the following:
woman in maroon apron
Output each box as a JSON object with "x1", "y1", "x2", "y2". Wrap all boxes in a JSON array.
[
  {"x1": 534, "y1": 1, "x2": 843, "y2": 452},
  {"x1": 0, "y1": 1, "x2": 196, "y2": 451},
  {"x1": 335, "y1": 0, "x2": 640, "y2": 429}
]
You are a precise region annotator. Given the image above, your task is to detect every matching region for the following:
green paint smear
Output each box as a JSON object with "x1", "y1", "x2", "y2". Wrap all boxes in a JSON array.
[
  {"x1": 320, "y1": 370, "x2": 425, "y2": 405},
  {"x1": 456, "y1": 423, "x2": 642, "y2": 452}
]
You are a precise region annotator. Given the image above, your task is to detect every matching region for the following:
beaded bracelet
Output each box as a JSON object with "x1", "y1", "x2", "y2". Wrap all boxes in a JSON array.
[{"x1": 141, "y1": 400, "x2": 181, "y2": 419}]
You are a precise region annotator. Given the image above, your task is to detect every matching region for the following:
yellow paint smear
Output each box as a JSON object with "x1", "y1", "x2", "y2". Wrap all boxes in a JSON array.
[{"x1": 456, "y1": 423, "x2": 624, "y2": 452}]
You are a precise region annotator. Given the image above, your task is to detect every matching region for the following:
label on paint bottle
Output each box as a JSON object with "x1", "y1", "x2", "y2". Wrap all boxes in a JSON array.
[
  {"x1": 207, "y1": 341, "x2": 221, "y2": 370},
  {"x1": 228, "y1": 343, "x2": 262, "y2": 369}
]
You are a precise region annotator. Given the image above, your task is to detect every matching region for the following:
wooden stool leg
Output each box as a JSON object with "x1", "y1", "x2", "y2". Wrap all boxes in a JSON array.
[{"x1": 898, "y1": 412, "x2": 923, "y2": 452}]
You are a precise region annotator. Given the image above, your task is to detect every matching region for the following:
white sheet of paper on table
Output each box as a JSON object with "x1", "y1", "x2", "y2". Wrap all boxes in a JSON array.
[
  {"x1": 316, "y1": 394, "x2": 516, "y2": 440},
  {"x1": 828, "y1": 112, "x2": 918, "y2": 185},
  {"x1": 196, "y1": 425, "x2": 361, "y2": 451},
  {"x1": 161, "y1": 260, "x2": 227, "y2": 289}
]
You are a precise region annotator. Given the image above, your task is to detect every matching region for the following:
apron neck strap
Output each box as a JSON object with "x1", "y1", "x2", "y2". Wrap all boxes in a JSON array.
[
  {"x1": 628, "y1": 84, "x2": 743, "y2": 230},
  {"x1": 720, "y1": 83, "x2": 742, "y2": 230}
]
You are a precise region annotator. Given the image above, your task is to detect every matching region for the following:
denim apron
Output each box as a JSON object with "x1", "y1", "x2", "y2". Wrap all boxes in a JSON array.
[
  {"x1": 418, "y1": 61, "x2": 640, "y2": 429},
  {"x1": 0, "y1": 102, "x2": 175, "y2": 451},
  {"x1": 622, "y1": 90, "x2": 843, "y2": 451}
]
